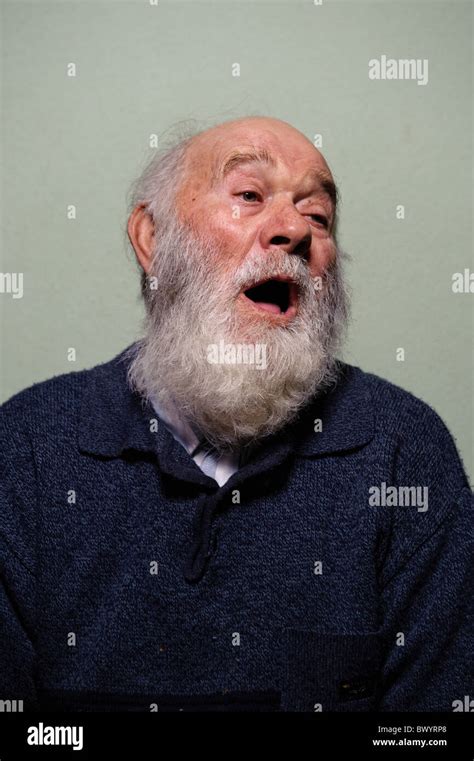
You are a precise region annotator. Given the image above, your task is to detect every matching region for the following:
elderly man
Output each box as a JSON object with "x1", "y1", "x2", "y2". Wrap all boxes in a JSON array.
[{"x1": 0, "y1": 117, "x2": 472, "y2": 713}]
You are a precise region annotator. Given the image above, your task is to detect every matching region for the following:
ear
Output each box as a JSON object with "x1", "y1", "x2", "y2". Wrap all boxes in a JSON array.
[{"x1": 127, "y1": 204, "x2": 156, "y2": 274}]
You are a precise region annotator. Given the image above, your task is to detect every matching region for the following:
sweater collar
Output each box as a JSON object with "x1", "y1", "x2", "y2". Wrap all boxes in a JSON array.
[{"x1": 78, "y1": 343, "x2": 375, "y2": 461}]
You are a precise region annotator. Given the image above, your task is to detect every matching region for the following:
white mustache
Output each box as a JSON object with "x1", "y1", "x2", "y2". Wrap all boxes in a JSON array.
[{"x1": 232, "y1": 250, "x2": 312, "y2": 293}]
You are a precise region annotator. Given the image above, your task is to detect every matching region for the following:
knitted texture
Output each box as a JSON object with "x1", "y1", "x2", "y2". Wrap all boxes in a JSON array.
[{"x1": 0, "y1": 344, "x2": 472, "y2": 712}]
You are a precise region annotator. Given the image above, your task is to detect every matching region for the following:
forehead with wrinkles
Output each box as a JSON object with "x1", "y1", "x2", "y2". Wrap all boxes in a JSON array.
[{"x1": 177, "y1": 117, "x2": 334, "y2": 202}]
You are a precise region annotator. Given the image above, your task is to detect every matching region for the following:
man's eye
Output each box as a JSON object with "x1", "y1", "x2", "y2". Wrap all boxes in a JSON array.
[
  {"x1": 310, "y1": 214, "x2": 329, "y2": 228},
  {"x1": 238, "y1": 191, "x2": 260, "y2": 202}
]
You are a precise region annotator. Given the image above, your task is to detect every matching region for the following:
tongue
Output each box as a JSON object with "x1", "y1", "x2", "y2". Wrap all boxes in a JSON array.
[{"x1": 254, "y1": 301, "x2": 282, "y2": 315}]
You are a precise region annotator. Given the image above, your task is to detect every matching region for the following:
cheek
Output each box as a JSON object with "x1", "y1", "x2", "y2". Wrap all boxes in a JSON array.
[
  {"x1": 206, "y1": 216, "x2": 251, "y2": 269},
  {"x1": 178, "y1": 199, "x2": 242, "y2": 268},
  {"x1": 308, "y1": 238, "x2": 337, "y2": 278}
]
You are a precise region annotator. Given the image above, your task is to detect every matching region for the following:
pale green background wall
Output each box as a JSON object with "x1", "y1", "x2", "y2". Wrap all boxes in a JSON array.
[{"x1": 1, "y1": 0, "x2": 472, "y2": 483}]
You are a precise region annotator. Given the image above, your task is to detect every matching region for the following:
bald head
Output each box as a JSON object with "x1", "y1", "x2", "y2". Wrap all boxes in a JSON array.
[{"x1": 184, "y1": 116, "x2": 330, "y2": 171}]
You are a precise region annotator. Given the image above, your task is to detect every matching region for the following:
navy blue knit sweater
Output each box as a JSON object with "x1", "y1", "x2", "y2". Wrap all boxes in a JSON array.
[{"x1": 0, "y1": 345, "x2": 472, "y2": 712}]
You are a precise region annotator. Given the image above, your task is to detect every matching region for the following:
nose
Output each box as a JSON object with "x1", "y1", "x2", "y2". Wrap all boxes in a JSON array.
[{"x1": 258, "y1": 201, "x2": 312, "y2": 261}]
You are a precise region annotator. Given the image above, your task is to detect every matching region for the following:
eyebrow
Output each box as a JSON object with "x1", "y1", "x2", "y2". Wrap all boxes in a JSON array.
[
  {"x1": 214, "y1": 149, "x2": 338, "y2": 210},
  {"x1": 304, "y1": 168, "x2": 339, "y2": 209},
  {"x1": 216, "y1": 149, "x2": 276, "y2": 180}
]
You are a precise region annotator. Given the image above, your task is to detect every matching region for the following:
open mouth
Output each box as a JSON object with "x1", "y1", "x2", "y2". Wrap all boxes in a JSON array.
[{"x1": 241, "y1": 277, "x2": 298, "y2": 318}]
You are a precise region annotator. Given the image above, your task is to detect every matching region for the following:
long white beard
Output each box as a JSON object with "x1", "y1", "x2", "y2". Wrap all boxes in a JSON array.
[{"x1": 127, "y1": 215, "x2": 350, "y2": 452}]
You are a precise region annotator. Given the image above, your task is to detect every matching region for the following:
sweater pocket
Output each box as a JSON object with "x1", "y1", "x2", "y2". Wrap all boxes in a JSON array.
[{"x1": 281, "y1": 629, "x2": 382, "y2": 712}]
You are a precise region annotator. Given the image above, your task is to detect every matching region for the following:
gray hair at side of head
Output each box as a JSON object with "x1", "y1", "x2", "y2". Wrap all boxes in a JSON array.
[{"x1": 125, "y1": 120, "x2": 204, "y2": 307}]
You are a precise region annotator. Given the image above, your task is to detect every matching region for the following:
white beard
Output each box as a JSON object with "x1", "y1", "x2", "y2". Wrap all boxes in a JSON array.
[{"x1": 127, "y1": 215, "x2": 350, "y2": 452}]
